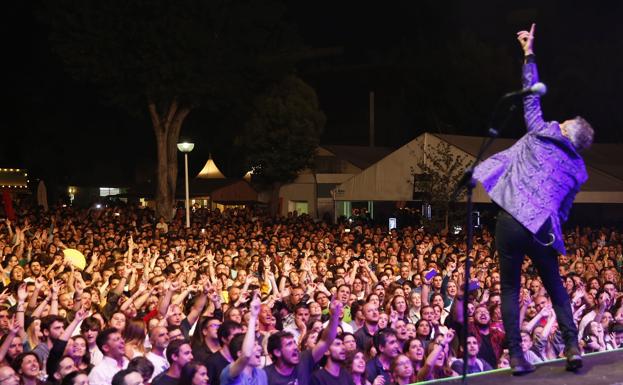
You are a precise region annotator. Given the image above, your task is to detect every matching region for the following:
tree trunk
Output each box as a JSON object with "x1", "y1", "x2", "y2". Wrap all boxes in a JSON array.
[
  {"x1": 149, "y1": 100, "x2": 191, "y2": 221},
  {"x1": 269, "y1": 181, "x2": 283, "y2": 217}
]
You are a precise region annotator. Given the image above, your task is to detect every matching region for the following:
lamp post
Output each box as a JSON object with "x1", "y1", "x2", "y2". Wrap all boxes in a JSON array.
[{"x1": 177, "y1": 142, "x2": 195, "y2": 228}]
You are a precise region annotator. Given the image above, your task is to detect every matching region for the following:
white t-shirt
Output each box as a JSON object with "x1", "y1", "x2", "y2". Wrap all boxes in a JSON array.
[{"x1": 146, "y1": 351, "x2": 170, "y2": 380}]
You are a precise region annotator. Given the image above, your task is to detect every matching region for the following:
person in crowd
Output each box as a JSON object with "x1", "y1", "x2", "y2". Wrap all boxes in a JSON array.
[
  {"x1": 127, "y1": 357, "x2": 154, "y2": 385},
  {"x1": 145, "y1": 326, "x2": 169, "y2": 381},
  {"x1": 310, "y1": 335, "x2": 353, "y2": 385},
  {"x1": 416, "y1": 330, "x2": 456, "y2": 381},
  {"x1": 450, "y1": 335, "x2": 493, "y2": 374},
  {"x1": 365, "y1": 329, "x2": 401, "y2": 384},
  {"x1": 111, "y1": 369, "x2": 143, "y2": 385},
  {"x1": 354, "y1": 302, "x2": 380, "y2": 351},
  {"x1": 152, "y1": 339, "x2": 194, "y2": 385},
  {"x1": 178, "y1": 362, "x2": 209, "y2": 385},
  {"x1": 403, "y1": 338, "x2": 425, "y2": 373},
  {"x1": 265, "y1": 300, "x2": 342, "y2": 385},
  {"x1": 205, "y1": 321, "x2": 242, "y2": 385},
  {"x1": 88, "y1": 329, "x2": 129, "y2": 385},
  {"x1": 220, "y1": 292, "x2": 265, "y2": 385},
  {"x1": 80, "y1": 318, "x2": 103, "y2": 366},
  {"x1": 389, "y1": 354, "x2": 414, "y2": 385}
]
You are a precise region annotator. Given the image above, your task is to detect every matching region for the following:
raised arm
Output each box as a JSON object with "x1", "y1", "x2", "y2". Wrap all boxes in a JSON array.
[
  {"x1": 517, "y1": 23, "x2": 546, "y2": 132},
  {"x1": 311, "y1": 299, "x2": 343, "y2": 362},
  {"x1": 228, "y1": 291, "x2": 260, "y2": 378}
]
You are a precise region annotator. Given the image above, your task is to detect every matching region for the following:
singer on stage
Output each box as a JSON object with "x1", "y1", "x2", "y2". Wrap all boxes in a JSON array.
[{"x1": 473, "y1": 24, "x2": 594, "y2": 375}]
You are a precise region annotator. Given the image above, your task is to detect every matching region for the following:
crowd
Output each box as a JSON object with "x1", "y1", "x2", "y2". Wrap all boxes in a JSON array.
[{"x1": 0, "y1": 202, "x2": 621, "y2": 385}]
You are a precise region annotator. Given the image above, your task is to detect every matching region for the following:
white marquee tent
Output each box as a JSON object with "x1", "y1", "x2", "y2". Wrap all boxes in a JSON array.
[{"x1": 333, "y1": 133, "x2": 623, "y2": 204}]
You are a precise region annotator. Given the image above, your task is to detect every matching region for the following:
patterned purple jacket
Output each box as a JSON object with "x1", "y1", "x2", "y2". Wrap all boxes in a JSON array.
[{"x1": 473, "y1": 56, "x2": 588, "y2": 255}]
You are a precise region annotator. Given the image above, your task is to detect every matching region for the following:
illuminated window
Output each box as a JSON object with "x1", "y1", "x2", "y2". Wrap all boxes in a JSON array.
[{"x1": 99, "y1": 187, "x2": 120, "y2": 197}]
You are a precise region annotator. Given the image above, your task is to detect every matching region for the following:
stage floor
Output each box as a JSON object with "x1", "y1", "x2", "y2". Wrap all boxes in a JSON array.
[{"x1": 415, "y1": 348, "x2": 623, "y2": 385}]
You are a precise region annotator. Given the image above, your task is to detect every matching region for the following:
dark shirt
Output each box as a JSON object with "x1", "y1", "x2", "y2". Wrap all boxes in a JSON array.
[
  {"x1": 180, "y1": 318, "x2": 192, "y2": 339},
  {"x1": 310, "y1": 368, "x2": 354, "y2": 385},
  {"x1": 354, "y1": 324, "x2": 376, "y2": 351},
  {"x1": 450, "y1": 358, "x2": 493, "y2": 374},
  {"x1": 478, "y1": 334, "x2": 497, "y2": 369},
  {"x1": 206, "y1": 351, "x2": 231, "y2": 385},
  {"x1": 365, "y1": 356, "x2": 391, "y2": 384},
  {"x1": 46, "y1": 339, "x2": 69, "y2": 377},
  {"x1": 192, "y1": 342, "x2": 217, "y2": 365},
  {"x1": 152, "y1": 373, "x2": 180, "y2": 385},
  {"x1": 265, "y1": 349, "x2": 315, "y2": 385}
]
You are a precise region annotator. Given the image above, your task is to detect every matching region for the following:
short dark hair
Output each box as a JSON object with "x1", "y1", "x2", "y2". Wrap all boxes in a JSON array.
[
  {"x1": 127, "y1": 356, "x2": 155, "y2": 381},
  {"x1": 228, "y1": 334, "x2": 245, "y2": 360},
  {"x1": 96, "y1": 328, "x2": 119, "y2": 353},
  {"x1": 373, "y1": 328, "x2": 397, "y2": 351},
  {"x1": 111, "y1": 369, "x2": 140, "y2": 385},
  {"x1": 293, "y1": 303, "x2": 309, "y2": 313},
  {"x1": 61, "y1": 371, "x2": 88, "y2": 385},
  {"x1": 179, "y1": 361, "x2": 206, "y2": 385},
  {"x1": 80, "y1": 317, "x2": 102, "y2": 333},
  {"x1": 166, "y1": 339, "x2": 190, "y2": 364},
  {"x1": 350, "y1": 300, "x2": 365, "y2": 317},
  {"x1": 217, "y1": 320, "x2": 242, "y2": 346},
  {"x1": 41, "y1": 315, "x2": 66, "y2": 332},
  {"x1": 267, "y1": 331, "x2": 294, "y2": 360}
]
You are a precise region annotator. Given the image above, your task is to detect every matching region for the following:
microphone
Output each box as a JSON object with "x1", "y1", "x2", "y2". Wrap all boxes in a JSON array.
[{"x1": 503, "y1": 82, "x2": 547, "y2": 98}]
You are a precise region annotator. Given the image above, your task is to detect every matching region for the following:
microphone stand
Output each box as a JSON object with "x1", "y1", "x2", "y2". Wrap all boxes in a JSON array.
[{"x1": 451, "y1": 96, "x2": 518, "y2": 385}]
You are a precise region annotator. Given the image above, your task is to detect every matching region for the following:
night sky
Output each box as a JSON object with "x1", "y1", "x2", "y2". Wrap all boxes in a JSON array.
[{"x1": 2, "y1": 1, "x2": 622, "y2": 189}]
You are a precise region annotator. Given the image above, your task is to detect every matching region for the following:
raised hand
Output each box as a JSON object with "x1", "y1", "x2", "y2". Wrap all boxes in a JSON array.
[
  {"x1": 75, "y1": 308, "x2": 88, "y2": 321},
  {"x1": 250, "y1": 291, "x2": 261, "y2": 318},
  {"x1": 0, "y1": 289, "x2": 11, "y2": 303},
  {"x1": 7, "y1": 316, "x2": 21, "y2": 335},
  {"x1": 443, "y1": 328, "x2": 456, "y2": 345},
  {"x1": 517, "y1": 23, "x2": 535, "y2": 55},
  {"x1": 17, "y1": 283, "x2": 28, "y2": 303},
  {"x1": 329, "y1": 298, "x2": 344, "y2": 318},
  {"x1": 51, "y1": 280, "x2": 63, "y2": 295},
  {"x1": 372, "y1": 375, "x2": 385, "y2": 385}
]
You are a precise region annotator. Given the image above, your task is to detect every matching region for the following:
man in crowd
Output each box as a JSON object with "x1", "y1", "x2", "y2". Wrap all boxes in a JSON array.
[
  {"x1": 206, "y1": 321, "x2": 243, "y2": 385},
  {"x1": 220, "y1": 292, "x2": 266, "y2": 385},
  {"x1": 265, "y1": 300, "x2": 343, "y2": 385},
  {"x1": 450, "y1": 335, "x2": 493, "y2": 374},
  {"x1": 366, "y1": 329, "x2": 401, "y2": 384},
  {"x1": 146, "y1": 326, "x2": 170, "y2": 380},
  {"x1": 88, "y1": 328, "x2": 129, "y2": 385},
  {"x1": 310, "y1": 335, "x2": 353, "y2": 385},
  {"x1": 152, "y1": 339, "x2": 194, "y2": 385}
]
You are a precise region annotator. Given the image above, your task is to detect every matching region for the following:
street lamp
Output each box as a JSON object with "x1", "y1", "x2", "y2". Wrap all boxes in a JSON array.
[{"x1": 177, "y1": 142, "x2": 195, "y2": 228}]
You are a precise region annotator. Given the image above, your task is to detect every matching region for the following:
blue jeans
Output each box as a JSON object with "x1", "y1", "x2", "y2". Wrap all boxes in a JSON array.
[{"x1": 495, "y1": 210, "x2": 578, "y2": 358}]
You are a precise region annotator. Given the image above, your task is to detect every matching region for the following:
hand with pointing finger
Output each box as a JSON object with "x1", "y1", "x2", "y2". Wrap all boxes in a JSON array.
[{"x1": 517, "y1": 23, "x2": 535, "y2": 56}]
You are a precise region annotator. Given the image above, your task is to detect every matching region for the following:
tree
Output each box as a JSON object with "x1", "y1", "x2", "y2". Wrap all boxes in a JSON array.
[
  {"x1": 40, "y1": 0, "x2": 297, "y2": 219},
  {"x1": 411, "y1": 141, "x2": 470, "y2": 231},
  {"x1": 237, "y1": 75, "x2": 326, "y2": 215}
]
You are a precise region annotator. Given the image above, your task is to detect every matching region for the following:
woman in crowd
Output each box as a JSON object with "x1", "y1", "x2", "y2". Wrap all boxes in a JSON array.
[
  {"x1": 345, "y1": 351, "x2": 370, "y2": 385},
  {"x1": 404, "y1": 338, "x2": 425, "y2": 373},
  {"x1": 122, "y1": 320, "x2": 147, "y2": 359},
  {"x1": 390, "y1": 354, "x2": 415, "y2": 385},
  {"x1": 12, "y1": 352, "x2": 45, "y2": 385},
  {"x1": 179, "y1": 361, "x2": 209, "y2": 385},
  {"x1": 67, "y1": 336, "x2": 92, "y2": 373},
  {"x1": 416, "y1": 330, "x2": 456, "y2": 381}
]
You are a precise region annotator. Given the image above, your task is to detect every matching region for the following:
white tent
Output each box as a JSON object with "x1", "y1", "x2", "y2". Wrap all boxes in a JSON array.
[
  {"x1": 333, "y1": 133, "x2": 623, "y2": 204},
  {"x1": 196, "y1": 154, "x2": 225, "y2": 179}
]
